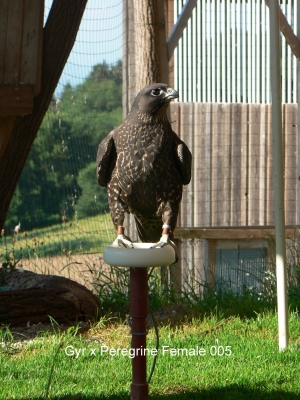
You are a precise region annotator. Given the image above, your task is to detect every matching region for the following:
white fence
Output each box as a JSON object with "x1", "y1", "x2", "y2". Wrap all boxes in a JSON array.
[{"x1": 174, "y1": 0, "x2": 298, "y2": 103}]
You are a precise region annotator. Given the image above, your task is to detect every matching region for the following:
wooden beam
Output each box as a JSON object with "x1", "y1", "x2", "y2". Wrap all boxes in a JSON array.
[
  {"x1": 174, "y1": 226, "x2": 300, "y2": 240},
  {"x1": 0, "y1": 85, "x2": 35, "y2": 114},
  {"x1": 0, "y1": 116, "x2": 16, "y2": 159},
  {"x1": 265, "y1": 0, "x2": 300, "y2": 59},
  {"x1": 166, "y1": 0, "x2": 198, "y2": 61},
  {"x1": 122, "y1": 0, "x2": 135, "y2": 118}
]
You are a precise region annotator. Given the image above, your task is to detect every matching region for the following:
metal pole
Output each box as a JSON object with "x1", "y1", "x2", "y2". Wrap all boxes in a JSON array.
[
  {"x1": 297, "y1": 0, "x2": 300, "y2": 225},
  {"x1": 269, "y1": 0, "x2": 289, "y2": 351},
  {"x1": 130, "y1": 267, "x2": 149, "y2": 400}
]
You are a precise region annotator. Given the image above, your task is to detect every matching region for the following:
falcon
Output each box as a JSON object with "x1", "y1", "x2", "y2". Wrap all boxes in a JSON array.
[{"x1": 96, "y1": 83, "x2": 192, "y2": 258}]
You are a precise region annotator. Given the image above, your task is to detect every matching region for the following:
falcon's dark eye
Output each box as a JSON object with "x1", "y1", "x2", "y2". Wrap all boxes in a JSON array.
[{"x1": 151, "y1": 88, "x2": 162, "y2": 96}]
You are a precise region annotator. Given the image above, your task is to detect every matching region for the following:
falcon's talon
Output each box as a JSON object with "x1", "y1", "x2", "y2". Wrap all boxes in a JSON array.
[
  {"x1": 113, "y1": 235, "x2": 134, "y2": 249},
  {"x1": 150, "y1": 234, "x2": 178, "y2": 263},
  {"x1": 150, "y1": 233, "x2": 169, "y2": 248}
]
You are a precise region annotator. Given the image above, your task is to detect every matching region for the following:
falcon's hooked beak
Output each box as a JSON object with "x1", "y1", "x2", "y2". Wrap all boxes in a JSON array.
[{"x1": 163, "y1": 87, "x2": 179, "y2": 101}]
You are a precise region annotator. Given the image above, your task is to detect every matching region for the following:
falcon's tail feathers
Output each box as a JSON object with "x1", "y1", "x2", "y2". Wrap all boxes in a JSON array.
[{"x1": 134, "y1": 217, "x2": 162, "y2": 243}]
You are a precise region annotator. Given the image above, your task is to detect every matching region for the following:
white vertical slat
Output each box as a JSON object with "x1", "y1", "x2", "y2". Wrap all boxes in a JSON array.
[
  {"x1": 252, "y1": 0, "x2": 256, "y2": 103},
  {"x1": 232, "y1": 0, "x2": 236, "y2": 103},
  {"x1": 226, "y1": 0, "x2": 231, "y2": 102},
  {"x1": 211, "y1": 1, "x2": 216, "y2": 102},
  {"x1": 213, "y1": 0, "x2": 216, "y2": 102},
  {"x1": 282, "y1": 0, "x2": 287, "y2": 102},
  {"x1": 256, "y1": 0, "x2": 260, "y2": 104},
  {"x1": 293, "y1": 0, "x2": 297, "y2": 103},
  {"x1": 221, "y1": 0, "x2": 226, "y2": 102},
  {"x1": 236, "y1": 0, "x2": 241, "y2": 102},
  {"x1": 192, "y1": 5, "x2": 197, "y2": 101},
  {"x1": 178, "y1": 1, "x2": 183, "y2": 102},
  {"x1": 216, "y1": 0, "x2": 221, "y2": 102},
  {"x1": 178, "y1": 38, "x2": 182, "y2": 101},
  {"x1": 251, "y1": 1, "x2": 255, "y2": 103},
  {"x1": 286, "y1": 0, "x2": 292, "y2": 103},
  {"x1": 261, "y1": 0, "x2": 266, "y2": 103},
  {"x1": 207, "y1": 1, "x2": 212, "y2": 102},
  {"x1": 247, "y1": 1, "x2": 251, "y2": 103},
  {"x1": 202, "y1": 0, "x2": 206, "y2": 102},
  {"x1": 247, "y1": 1, "x2": 252, "y2": 103},
  {"x1": 266, "y1": 2, "x2": 271, "y2": 102},
  {"x1": 174, "y1": 0, "x2": 178, "y2": 94},
  {"x1": 197, "y1": 1, "x2": 201, "y2": 101},
  {"x1": 242, "y1": 0, "x2": 247, "y2": 102},
  {"x1": 254, "y1": 0, "x2": 258, "y2": 103},
  {"x1": 183, "y1": 1, "x2": 188, "y2": 102},
  {"x1": 187, "y1": 2, "x2": 192, "y2": 101}
]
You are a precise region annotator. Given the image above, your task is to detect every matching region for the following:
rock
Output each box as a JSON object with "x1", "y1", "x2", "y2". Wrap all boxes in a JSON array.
[{"x1": 0, "y1": 268, "x2": 101, "y2": 326}]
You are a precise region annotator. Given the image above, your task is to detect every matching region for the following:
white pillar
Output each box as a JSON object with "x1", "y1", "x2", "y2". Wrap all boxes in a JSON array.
[{"x1": 269, "y1": 0, "x2": 289, "y2": 351}]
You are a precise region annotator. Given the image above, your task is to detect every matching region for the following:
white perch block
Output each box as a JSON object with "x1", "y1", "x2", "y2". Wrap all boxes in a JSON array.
[{"x1": 103, "y1": 243, "x2": 175, "y2": 268}]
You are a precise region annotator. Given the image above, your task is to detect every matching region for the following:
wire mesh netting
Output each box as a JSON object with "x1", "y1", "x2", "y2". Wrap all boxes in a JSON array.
[
  {"x1": 1, "y1": 0, "x2": 299, "y2": 294},
  {"x1": 2, "y1": 0, "x2": 123, "y2": 289}
]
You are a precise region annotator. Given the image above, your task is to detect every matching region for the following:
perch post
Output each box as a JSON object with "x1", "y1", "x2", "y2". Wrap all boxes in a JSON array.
[{"x1": 104, "y1": 243, "x2": 175, "y2": 400}]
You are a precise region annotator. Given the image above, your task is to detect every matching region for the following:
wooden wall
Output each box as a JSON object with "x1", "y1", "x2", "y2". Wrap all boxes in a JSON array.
[
  {"x1": 171, "y1": 102, "x2": 298, "y2": 228},
  {"x1": 0, "y1": 0, "x2": 44, "y2": 115},
  {"x1": 170, "y1": 102, "x2": 298, "y2": 289}
]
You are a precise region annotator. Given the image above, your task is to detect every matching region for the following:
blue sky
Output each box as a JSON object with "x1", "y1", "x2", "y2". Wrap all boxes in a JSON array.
[{"x1": 44, "y1": 0, "x2": 123, "y2": 94}]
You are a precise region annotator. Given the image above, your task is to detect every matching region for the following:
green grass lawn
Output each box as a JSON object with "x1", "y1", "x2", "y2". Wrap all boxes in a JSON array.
[
  {"x1": 0, "y1": 214, "x2": 116, "y2": 261},
  {"x1": 1, "y1": 310, "x2": 300, "y2": 400},
  {"x1": 1, "y1": 218, "x2": 300, "y2": 399}
]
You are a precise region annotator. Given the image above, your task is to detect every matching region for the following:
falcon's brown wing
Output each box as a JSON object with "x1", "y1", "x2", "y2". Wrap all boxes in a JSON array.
[
  {"x1": 96, "y1": 131, "x2": 117, "y2": 188},
  {"x1": 173, "y1": 132, "x2": 192, "y2": 185}
]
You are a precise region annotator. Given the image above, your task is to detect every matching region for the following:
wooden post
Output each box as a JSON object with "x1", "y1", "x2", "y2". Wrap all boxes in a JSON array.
[
  {"x1": 133, "y1": 0, "x2": 169, "y2": 90},
  {"x1": 122, "y1": 0, "x2": 136, "y2": 117},
  {"x1": 170, "y1": 238, "x2": 182, "y2": 296},
  {"x1": 205, "y1": 239, "x2": 217, "y2": 289}
]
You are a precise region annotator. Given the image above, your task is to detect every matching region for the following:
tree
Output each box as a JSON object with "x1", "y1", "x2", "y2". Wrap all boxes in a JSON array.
[
  {"x1": 6, "y1": 61, "x2": 122, "y2": 230},
  {"x1": 75, "y1": 162, "x2": 108, "y2": 219},
  {"x1": 133, "y1": 0, "x2": 168, "y2": 91}
]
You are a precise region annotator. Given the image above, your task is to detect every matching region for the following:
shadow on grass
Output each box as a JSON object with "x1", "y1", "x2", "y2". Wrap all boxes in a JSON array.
[{"x1": 12, "y1": 385, "x2": 300, "y2": 400}]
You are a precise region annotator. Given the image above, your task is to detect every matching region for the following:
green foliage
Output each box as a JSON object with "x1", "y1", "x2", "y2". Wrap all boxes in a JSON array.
[
  {"x1": 6, "y1": 61, "x2": 122, "y2": 231},
  {"x1": 94, "y1": 261, "x2": 300, "y2": 320},
  {"x1": 75, "y1": 162, "x2": 108, "y2": 218}
]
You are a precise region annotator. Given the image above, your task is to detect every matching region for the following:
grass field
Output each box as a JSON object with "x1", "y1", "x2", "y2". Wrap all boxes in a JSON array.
[
  {"x1": 1, "y1": 216, "x2": 300, "y2": 399},
  {"x1": 1, "y1": 310, "x2": 300, "y2": 400},
  {"x1": 0, "y1": 214, "x2": 116, "y2": 262}
]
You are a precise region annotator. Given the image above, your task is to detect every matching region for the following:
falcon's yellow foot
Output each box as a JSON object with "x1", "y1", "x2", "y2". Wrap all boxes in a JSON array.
[
  {"x1": 150, "y1": 234, "x2": 178, "y2": 263},
  {"x1": 113, "y1": 234, "x2": 134, "y2": 249}
]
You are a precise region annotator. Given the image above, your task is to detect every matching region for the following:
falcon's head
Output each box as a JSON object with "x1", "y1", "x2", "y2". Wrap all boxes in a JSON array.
[{"x1": 131, "y1": 83, "x2": 179, "y2": 121}]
